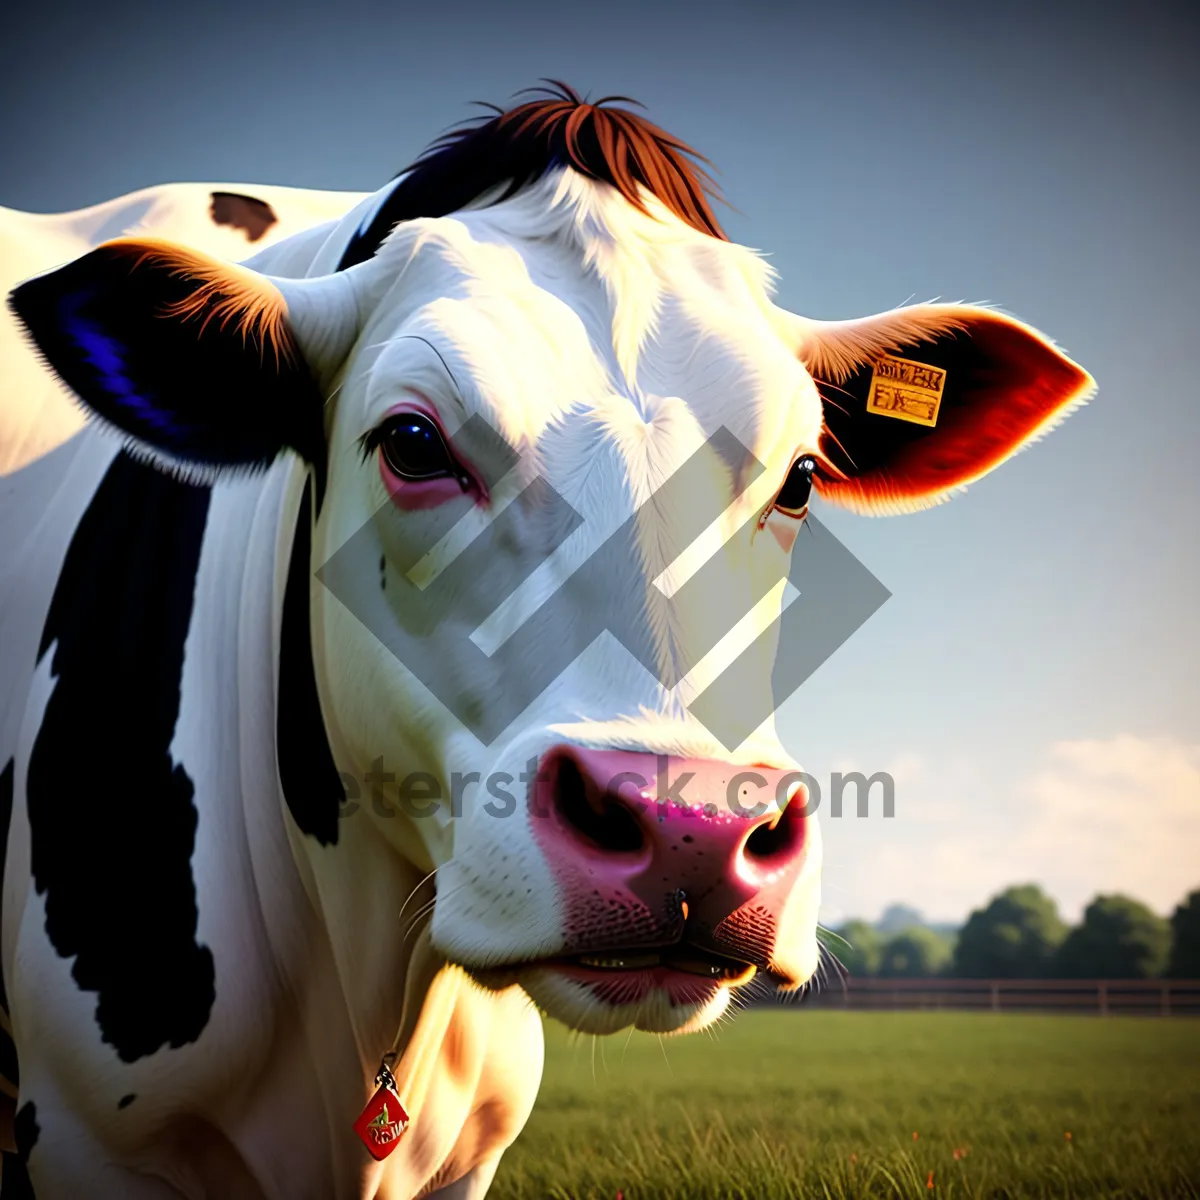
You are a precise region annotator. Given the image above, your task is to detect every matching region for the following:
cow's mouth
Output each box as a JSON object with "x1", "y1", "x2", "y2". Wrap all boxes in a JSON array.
[
  {"x1": 548, "y1": 944, "x2": 757, "y2": 985},
  {"x1": 467, "y1": 942, "x2": 764, "y2": 1034}
]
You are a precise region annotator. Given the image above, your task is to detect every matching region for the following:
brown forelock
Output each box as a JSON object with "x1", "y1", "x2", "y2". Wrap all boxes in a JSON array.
[{"x1": 398, "y1": 81, "x2": 728, "y2": 240}]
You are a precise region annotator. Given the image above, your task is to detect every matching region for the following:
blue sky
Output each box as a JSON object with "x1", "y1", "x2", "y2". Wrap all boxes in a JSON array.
[{"x1": 3, "y1": 0, "x2": 1196, "y2": 923}]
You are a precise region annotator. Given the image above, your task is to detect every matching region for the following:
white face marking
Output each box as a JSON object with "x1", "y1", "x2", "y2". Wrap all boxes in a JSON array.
[{"x1": 308, "y1": 170, "x2": 824, "y2": 1033}]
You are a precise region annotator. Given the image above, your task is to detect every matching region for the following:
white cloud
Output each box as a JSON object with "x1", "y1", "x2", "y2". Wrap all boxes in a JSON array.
[
  {"x1": 817, "y1": 735, "x2": 1200, "y2": 926},
  {"x1": 1022, "y1": 736, "x2": 1200, "y2": 916}
]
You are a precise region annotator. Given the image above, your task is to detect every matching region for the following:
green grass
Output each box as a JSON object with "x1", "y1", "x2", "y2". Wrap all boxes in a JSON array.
[{"x1": 489, "y1": 1011, "x2": 1200, "y2": 1200}]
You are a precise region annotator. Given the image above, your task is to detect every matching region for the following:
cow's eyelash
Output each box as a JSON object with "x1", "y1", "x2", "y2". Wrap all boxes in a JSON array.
[{"x1": 357, "y1": 425, "x2": 386, "y2": 464}]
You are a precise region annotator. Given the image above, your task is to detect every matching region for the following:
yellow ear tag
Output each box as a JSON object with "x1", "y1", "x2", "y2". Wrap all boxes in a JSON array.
[{"x1": 865, "y1": 355, "x2": 946, "y2": 427}]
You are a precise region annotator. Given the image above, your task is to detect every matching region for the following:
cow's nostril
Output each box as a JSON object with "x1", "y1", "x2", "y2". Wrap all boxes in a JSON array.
[
  {"x1": 552, "y1": 755, "x2": 645, "y2": 855},
  {"x1": 744, "y1": 810, "x2": 804, "y2": 863}
]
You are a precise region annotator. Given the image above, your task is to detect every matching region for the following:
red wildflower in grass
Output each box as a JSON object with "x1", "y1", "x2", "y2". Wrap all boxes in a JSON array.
[
  {"x1": 1064, "y1": 1132, "x2": 1072, "y2": 1142},
  {"x1": 953, "y1": 1147, "x2": 969, "y2": 1161},
  {"x1": 912, "y1": 1131, "x2": 919, "y2": 1141},
  {"x1": 926, "y1": 1170, "x2": 935, "y2": 1189}
]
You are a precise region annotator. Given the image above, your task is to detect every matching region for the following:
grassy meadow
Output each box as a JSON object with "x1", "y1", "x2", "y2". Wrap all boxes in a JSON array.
[{"x1": 489, "y1": 1010, "x2": 1200, "y2": 1200}]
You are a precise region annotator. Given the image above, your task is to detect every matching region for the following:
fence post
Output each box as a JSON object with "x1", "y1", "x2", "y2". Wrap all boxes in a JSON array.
[
  {"x1": 990, "y1": 983, "x2": 1000, "y2": 1013},
  {"x1": 1162, "y1": 984, "x2": 1170, "y2": 1018},
  {"x1": 1098, "y1": 983, "x2": 1108, "y2": 1016}
]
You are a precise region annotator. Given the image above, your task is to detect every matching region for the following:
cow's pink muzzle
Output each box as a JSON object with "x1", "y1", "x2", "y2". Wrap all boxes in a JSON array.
[{"x1": 530, "y1": 746, "x2": 810, "y2": 971}]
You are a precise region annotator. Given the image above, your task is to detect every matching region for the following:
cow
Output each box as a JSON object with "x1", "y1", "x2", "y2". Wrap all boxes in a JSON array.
[{"x1": 0, "y1": 83, "x2": 1094, "y2": 1198}]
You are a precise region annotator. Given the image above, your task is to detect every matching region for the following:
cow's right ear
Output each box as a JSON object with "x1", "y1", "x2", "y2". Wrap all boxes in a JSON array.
[{"x1": 8, "y1": 237, "x2": 363, "y2": 477}]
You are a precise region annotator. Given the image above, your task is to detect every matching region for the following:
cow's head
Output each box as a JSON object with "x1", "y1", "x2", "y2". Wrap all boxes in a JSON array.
[{"x1": 10, "y1": 87, "x2": 1092, "y2": 1036}]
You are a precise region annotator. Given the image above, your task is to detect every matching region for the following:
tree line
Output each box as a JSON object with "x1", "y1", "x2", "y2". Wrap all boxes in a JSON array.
[{"x1": 831, "y1": 885, "x2": 1200, "y2": 980}]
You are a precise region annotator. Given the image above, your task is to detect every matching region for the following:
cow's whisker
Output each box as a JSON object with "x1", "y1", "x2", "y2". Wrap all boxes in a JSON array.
[
  {"x1": 397, "y1": 866, "x2": 441, "y2": 927},
  {"x1": 620, "y1": 1023, "x2": 636, "y2": 1065},
  {"x1": 401, "y1": 881, "x2": 471, "y2": 943},
  {"x1": 816, "y1": 923, "x2": 852, "y2": 950},
  {"x1": 656, "y1": 1034, "x2": 674, "y2": 1078}
]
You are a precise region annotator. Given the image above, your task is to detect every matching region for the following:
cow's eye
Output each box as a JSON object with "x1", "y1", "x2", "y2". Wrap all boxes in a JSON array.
[
  {"x1": 365, "y1": 412, "x2": 459, "y2": 481},
  {"x1": 771, "y1": 456, "x2": 816, "y2": 517}
]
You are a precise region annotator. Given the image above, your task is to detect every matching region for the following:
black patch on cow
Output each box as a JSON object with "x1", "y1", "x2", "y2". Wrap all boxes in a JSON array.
[
  {"x1": 0, "y1": 1027, "x2": 17, "y2": 1091},
  {"x1": 277, "y1": 478, "x2": 344, "y2": 846},
  {"x1": 0, "y1": 759, "x2": 12, "y2": 1016},
  {"x1": 1, "y1": 1101, "x2": 39, "y2": 1199},
  {"x1": 209, "y1": 192, "x2": 278, "y2": 243},
  {"x1": 13, "y1": 1105, "x2": 37, "y2": 1158},
  {"x1": 27, "y1": 452, "x2": 216, "y2": 1063},
  {"x1": 117, "y1": 1093, "x2": 136, "y2": 1110}
]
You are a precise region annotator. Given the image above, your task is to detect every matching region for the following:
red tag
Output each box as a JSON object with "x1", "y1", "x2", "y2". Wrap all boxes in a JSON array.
[{"x1": 353, "y1": 1077, "x2": 410, "y2": 1160}]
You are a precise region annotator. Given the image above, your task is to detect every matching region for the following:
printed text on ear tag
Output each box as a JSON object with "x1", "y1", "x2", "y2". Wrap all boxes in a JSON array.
[{"x1": 865, "y1": 354, "x2": 946, "y2": 427}]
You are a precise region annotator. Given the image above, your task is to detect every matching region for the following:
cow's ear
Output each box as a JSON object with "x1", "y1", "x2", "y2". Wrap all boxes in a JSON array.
[
  {"x1": 8, "y1": 237, "x2": 349, "y2": 478},
  {"x1": 779, "y1": 304, "x2": 1095, "y2": 515}
]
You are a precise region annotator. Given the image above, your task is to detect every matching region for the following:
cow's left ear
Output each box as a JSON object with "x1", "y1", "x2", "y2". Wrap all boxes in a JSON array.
[
  {"x1": 776, "y1": 303, "x2": 1095, "y2": 514},
  {"x1": 8, "y1": 237, "x2": 363, "y2": 478}
]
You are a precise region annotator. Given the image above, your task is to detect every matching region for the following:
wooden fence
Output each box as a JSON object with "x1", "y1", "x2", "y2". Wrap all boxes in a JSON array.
[{"x1": 779, "y1": 977, "x2": 1200, "y2": 1015}]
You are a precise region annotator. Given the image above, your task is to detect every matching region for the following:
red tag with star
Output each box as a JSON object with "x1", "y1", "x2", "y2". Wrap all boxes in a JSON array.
[{"x1": 353, "y1": 1062, "x2": 409, "y2": 1160}]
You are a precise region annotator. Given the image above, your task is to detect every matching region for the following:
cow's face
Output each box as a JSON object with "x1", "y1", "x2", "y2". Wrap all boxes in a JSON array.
[
  {"x1": 11, "y1": 169, "x2": 1092, "y2": 1036},
  {"x1": 308, "y1": 174, "x2": 833, "y2": 1033}
]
